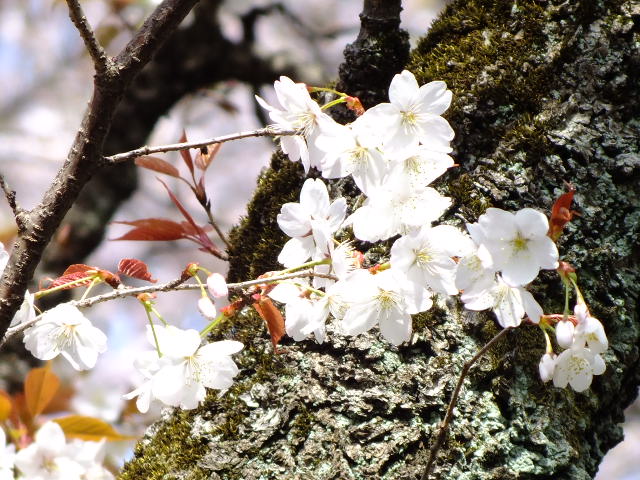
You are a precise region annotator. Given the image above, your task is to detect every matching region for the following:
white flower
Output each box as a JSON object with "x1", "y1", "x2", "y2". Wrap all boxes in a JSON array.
[
  {"x1": 23, "y1": 303, "x2": 107, "y2": 371},
  {"x1": 14, "y1": 421, "x2": 85, "y2": 480},
  {"x1": 349, "y1": 173, "x2": 451, "y2": 242},
  {"x1": 126, "y1": 326, "x2": 243, "y2": 411},
  {"x1": 461, "y1": 275, "x2": 543, "y2": 328},
  {"x1": 207, "y1": 273, "x2": 228, "y2": 298},
  {"x1": 538, "y1": 353, "x2": 557, "y2": 383},
  {"x1": 0, "y1": 428, "x2": 15, "y2": 480},
  {"x1": 555, "y1": 320, "x2": 575, "y2": 349},
  {"x1": 574, "y1": 303, "x2": 608, "y2": 354},
  {"x1": 391, "y1": 225, "x2": 473, "y2": 295},
  {"x1": 315, "y1": 115, "x2": 388, "y2": 195},
  {"x1": 473, "y1": 208, "x2": 559, "y2": 286},
  {"x1": 363, "y1": 70, "x2": 454, "y2": 152},
  {"x1": 341, "y1": 269, "x2": 432, "y2": 345},
  {"x1": 10, "y1": 290, "x2": 36, "y2": 327},
  {"x1": 123, "y1": 350, "x2": 162, "y2": 414},
  {"x1": 268, "y1": 281, "x2": 329, "y2": 343},
  {"x1": 552, "y1": 345, "x2": 605, "y2": 392},
  {"x1": 390, "y1": 145, "x2": 454, "y2": 190},
  {"x1": 277, "y1": 178, "x2": 346, "y2": 267},
  {"x1": 255, "y1": 76, "x2": 333, "y2": 171}
]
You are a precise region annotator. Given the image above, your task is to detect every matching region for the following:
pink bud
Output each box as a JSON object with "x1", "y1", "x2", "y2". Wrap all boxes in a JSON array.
[
  {"x1": 198, "y1": 297, "x2": 217, "y2": 320},
  {"x1": 207, "y1": 273, "x2": 228, "y2": 298}
]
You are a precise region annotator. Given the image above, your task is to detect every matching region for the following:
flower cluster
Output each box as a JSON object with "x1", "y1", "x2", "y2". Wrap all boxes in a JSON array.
[
  {"x1": 124, "y1": 325, "x2": 243, "y2": 412},
  {"x1": 539, "y1": 302, "x2": 607, "y2": 392},
  {"x1": 4, "y1": 421, "x2": 113, "y2": 480},
  {"x1": 259, "y1": 71, "x2": 607, "y2": 392}
]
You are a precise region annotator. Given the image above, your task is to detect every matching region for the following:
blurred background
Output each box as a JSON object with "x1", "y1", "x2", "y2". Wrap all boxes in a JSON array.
[{"x1": 0, "y1": 0, "x2": 637, "y2": 477}]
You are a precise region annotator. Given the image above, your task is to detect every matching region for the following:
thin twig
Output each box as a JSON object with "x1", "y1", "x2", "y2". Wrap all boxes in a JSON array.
[
  {"x1": 65, "y1": 0, "x2": 110, "y2": 73},
  {"x1": 0, "y1": 270, "x2": 337, "y2": 348},
  {"x1": 104, "y1": 127, "x2": 297, "y2": 164},
  {"x1": 0, "y1": 174, "x2": 22, "y2": 220},
  {"x1": 204, "y1": 207, "x2": 232, "y2": 252},
  {"x1": 422, "y1": 327, "x2": 512, "y2": 479}
]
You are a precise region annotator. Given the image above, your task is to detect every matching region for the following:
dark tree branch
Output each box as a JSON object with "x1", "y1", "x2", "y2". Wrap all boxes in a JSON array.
[
  {"x1": 40, "y1": 0, "x2": 297, "y2": 277},
  {"x1": 65, "y1": 0, "x2": 110, "y2": 73},
  {"x1": 0, "y1": 0, "x2": 199, "y2": 337}
]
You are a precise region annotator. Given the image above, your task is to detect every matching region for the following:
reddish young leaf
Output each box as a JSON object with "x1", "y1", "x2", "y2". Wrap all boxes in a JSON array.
[
  {"x1": 156, "y1": 178, "x2": 221, "y2": 255},
  {"x1": 179, "y1": 131, "x2": 195, "y2": 175},
  {"x1": 549, "y1": 183, "x2": 577, "y2": 242},
  {"x1": 112, "y1": 218, "x2": 190, "y2": 241},
  {"x1": 24, "y1": 366, "x2": 60, "y2": 418},
  {"x1": 44, "y1": 264, "x2": 97, "y2": 290},
  {"x1": 135, "y1": 155, "x2": 180, "y2": 178},
  {"x1": 118, "y1": 258, "x2": 157, "y2": 283},
  {"x1": 252, "y1": 297, "x2": 285, "y2": 352}
]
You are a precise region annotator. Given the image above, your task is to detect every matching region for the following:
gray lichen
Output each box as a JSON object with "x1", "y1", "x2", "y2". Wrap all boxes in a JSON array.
[{"x1": 120, "y1": 0, "x2": 640, "y2": 478}]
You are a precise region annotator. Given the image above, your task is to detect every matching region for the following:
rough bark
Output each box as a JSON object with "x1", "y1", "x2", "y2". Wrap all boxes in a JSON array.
[{"x1": 120, "y1": 0, "x2": 640, "y2": 479}]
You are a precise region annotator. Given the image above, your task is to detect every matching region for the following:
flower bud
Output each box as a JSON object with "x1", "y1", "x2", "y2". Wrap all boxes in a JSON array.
[
  {"x1": 555, "y1": 320, "x2": 575, "y2": 349},
  {"x1": 198, "y1": 296, "x2": 217, "y2": 320},
  {"x1": 539, "y1": 353, "x2": 557, "y2": 382},
  {"x1": 207, "y1": 273, "x2": 228, "y2": 298}
]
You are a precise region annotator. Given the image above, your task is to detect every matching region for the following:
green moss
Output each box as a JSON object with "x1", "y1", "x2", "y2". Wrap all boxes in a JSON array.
[
  {"x1": 290, "y1": 404, "x2": 316, "y2": 439},
  {"x1": 120, "y1": 411, "x2": 208, "y2": 480}
]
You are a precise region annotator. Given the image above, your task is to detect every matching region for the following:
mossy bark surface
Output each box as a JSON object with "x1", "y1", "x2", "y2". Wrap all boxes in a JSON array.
[{"x1": 119, "y1": 0, "x2": 640, "y2": 478}]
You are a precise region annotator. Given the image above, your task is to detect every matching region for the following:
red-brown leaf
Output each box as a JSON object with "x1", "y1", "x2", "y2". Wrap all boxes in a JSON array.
[
  {"x1": 118, "y1": 258, "x2": 157, "y2": 283},
  {"x1": 179, "y1": 131, "x2": 194, "y2": 175},
  {"x1": 45, "y1": 264, "x2": 97, "y2": 290},
  {"x1": 112, "y1": 218, "x2": 189, "y2": 241},
  {"x1": 135, "y1": 156, "x2": 180, "y2": 178},
  {"x1": 252, "y1": 297, "x2": 285, "y2": 352},
  {"x1": 549, "y1": 184, "x2": 577, "y2": 242}
]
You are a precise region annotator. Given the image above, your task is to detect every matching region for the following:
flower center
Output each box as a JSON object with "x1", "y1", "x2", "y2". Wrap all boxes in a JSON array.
[
  {"x1": 293, "y1": 111, "x2": 316, "y2": 137},
  {"x1": 568, "y1": 354, "x2": 590, "y2": 376},
  {"x1": 415, "y1": 248, "x2": 434, "y2": 268},
  {"x1": 511, "y1": 233, "x2": 529, "y2": 253},
  {"x1": 376, "y1": 289, "x2": 401, "y2": 311}
]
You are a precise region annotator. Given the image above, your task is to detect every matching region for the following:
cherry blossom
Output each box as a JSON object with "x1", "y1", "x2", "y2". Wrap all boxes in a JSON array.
[
  {"x1": 23, "y1": 303, "x2": 107, "y2": 371},
  {"x1": 315, "y1": 115, "x2": 388, "y2": 195},
  {"x1": 341, "y1": 269, "x2": 432, "y2": 345},
  {"x1": 363, "y1": 70, "x2": 454, "y2": 152},
  {"x1": 277, "y1": 178, "x2": 346, "y2": 267},
  {"x1": 391, "y1": 224, "x2": 473, "y2": 295},
  {"x1": 255, "y1": 76, "x2": 333, "y2": 172},
  {"x1": 14, "y1": 422, "x2": 85, "y2": 480},
  {"x1": 461, "y1": 275, "x2": 543, "y2": 328},
  {"x1": 552, "y1": 345, "x2": 605, "y2": 392},
  {"x1": 574, "y1": 303, "x2": 608, "y2": 354},
  {"x1": 349, "y1": 173, "x2": 451, "y2": 242},
  {"x1": 472, "y1": 208, "x2": 559, "y2": 286},
  {"x1": 126, "y1": 326, "x2": 243, "y2": 411},
  {"x1": 0, "y1": 428, "x2": 15, "y2": 480}
]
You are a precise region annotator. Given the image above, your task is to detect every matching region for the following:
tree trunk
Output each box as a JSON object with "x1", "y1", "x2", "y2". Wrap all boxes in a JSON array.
[{"x1": 120, "y1": 0, "x2": 640, "y2": 478}]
